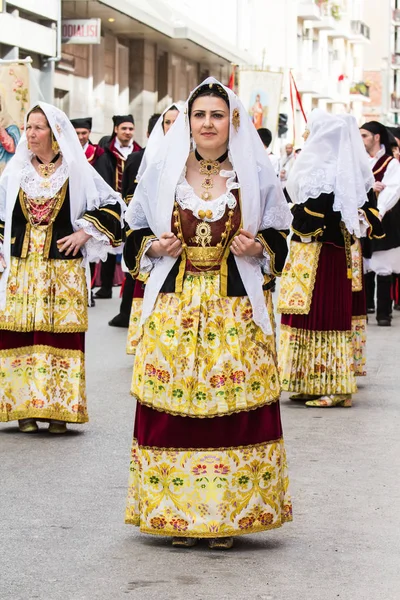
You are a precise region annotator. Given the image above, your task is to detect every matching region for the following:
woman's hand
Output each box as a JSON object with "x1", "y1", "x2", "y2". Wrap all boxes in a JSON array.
[
  {"x1": 373, "y1": 181, "x2": 385, "y2": 193},
  {"x1": 147, "y1": 232, "x2": 183, "y2": 259},
  {"x1": 0, "y1": 254, "x2": 6, "y2": 269},
  {"x1": 57, "y1": 229, "x2": 92, "y2": 257},
  {"x1": 230, "y1": 230, "x2": 263, "y2": 258}
]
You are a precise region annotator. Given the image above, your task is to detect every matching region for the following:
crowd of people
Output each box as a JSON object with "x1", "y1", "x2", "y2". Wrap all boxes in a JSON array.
[{"x1": 0, "y1": 76, "x2": 399, "y2": 549}]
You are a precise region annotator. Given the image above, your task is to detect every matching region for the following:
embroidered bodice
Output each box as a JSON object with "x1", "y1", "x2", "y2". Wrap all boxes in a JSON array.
[
  {"x1": 172, "y1": 172, "x2": 241, "y2": 270},
  {"x1": 19, "y1": 161, "x2": 68, "y2": 227}
]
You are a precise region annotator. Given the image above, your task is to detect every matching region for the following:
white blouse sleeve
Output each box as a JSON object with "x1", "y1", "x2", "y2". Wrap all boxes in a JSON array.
[{"x1": 379, "y1": 159, "x2": 400, "y2": 216}]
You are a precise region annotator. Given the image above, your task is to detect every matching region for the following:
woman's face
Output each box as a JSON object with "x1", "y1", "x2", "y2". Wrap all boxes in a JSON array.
[
  {"x1": 163, "y1": 109, "x2": 178, "y2": 134},
  {"x1": 190, "y1": 95, "x2": 229, "y2": 152},
  {"x1": 26, "y1": 111, "x2": 52, "y2": 156}
]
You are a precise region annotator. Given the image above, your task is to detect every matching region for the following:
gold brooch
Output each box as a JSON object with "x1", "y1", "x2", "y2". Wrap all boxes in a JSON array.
[{"x1": 232, "y1": 108, "x2": 240, "y2": 131}]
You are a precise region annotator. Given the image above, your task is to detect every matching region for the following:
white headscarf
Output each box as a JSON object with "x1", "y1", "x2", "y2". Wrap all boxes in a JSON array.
[
  {"x1": 136, "y1": 103, "x2": 182, "y2": 183},
  {"x1": 0, "y1": 102, "x2": 123, "y2": 309},
  {"x1": 286, "y1": 109, "x2": 375, "y2": 237},
  {"x1": 125, "y1": 77, "x2": 292, "y2": 335}
]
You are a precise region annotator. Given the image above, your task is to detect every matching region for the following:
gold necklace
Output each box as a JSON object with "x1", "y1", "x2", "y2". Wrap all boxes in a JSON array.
[
  {"x1": 36, "y1": 152, "x2": 61, "y2": 179},
  {"x1": 195, "y1": 149, "x2": 229, "y2": 202}
]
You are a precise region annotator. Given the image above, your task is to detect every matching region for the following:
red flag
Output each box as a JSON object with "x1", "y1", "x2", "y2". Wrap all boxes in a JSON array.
[{"x1": 228, "y1": 66, "x2": 236, "y2": 90}]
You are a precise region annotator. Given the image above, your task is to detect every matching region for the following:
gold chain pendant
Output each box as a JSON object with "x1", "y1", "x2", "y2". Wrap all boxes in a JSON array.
[
  {"x1": 199, "y1": 158, "x2": 222, "y2": 201},
  {"x1": 199, "y1": 159, "x2": 220, "y2": 176},
  {"x1": 38, "y1": 162, "x2": 56, "y2": 178}
]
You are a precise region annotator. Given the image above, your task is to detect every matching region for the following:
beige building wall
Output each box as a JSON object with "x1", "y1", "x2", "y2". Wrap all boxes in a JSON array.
[{"x1": 362, "y1": 0, "x2": 400, "y2": 124}]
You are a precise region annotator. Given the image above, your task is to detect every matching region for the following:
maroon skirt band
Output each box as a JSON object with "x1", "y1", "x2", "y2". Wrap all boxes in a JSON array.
[
  {"x1": 352, "y1": 281, "x2": 366, "y2": 317},
  {"x1": 134, "y1": 400, "x2": 283, "y2": 449},
  {"x1": 0, "y1": 330, "x2": 85, "y2": 351},
  {"x1": 281, "y1": 243, "x2": 352, "y2": 331}
]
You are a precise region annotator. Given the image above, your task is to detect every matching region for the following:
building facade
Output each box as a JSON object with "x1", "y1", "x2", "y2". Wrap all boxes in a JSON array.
[
  {"x1": 1, "y1": 0, "x2": 373, "y2": 146},
  {"x1": 57, "y1": 0, "x2": 253, "y2": 145},
  {"x1": 363, "y1": 0, "x2": 400, "y2": 125},
  {"x1": 0, "y1": 0, "x2": 60, "y2": 101}
]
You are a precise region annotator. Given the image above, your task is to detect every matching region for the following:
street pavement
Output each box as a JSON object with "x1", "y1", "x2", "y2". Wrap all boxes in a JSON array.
[{"x1": 1, "y1": 291, "x2": 400, "y2": 600}]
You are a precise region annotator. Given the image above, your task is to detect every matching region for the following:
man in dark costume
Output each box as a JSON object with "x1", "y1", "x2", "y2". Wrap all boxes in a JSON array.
[
  {"x1": 109, "y1": 113, "x2": 162, "y2": 327},
  {"x1": 94, "y1": 115, "x2": 141, "y2": 299},
  {"x1": 70, "y1": 117, "x2": 104, "y2": 167},
  {"x1": 360, "y1": 121, "x2": 400, "y2": 326}
]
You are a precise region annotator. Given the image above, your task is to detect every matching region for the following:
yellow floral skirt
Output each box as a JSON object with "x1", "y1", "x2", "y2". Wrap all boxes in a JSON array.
[
  {"x1": 126, "y1": 272, "x2": 292, "y2": 537},
  {"x1": 131, "y1": 273, "x2": 280, "y2": 417},
  {"x1": 279, "y1": 242, "x2": 356, "y2": 395},
  {"x1": 0, "y1": 228, "x2": 88, "y2": 423},
  {"x1": 279, "y1": 325, "x2": 357, "y2": 395},
  {"x1": 126, "y1": 297, "x2": 143, "y2": 356},
  {"x1": 351, "y1": 316, "x2": 367, "y2": 377}
]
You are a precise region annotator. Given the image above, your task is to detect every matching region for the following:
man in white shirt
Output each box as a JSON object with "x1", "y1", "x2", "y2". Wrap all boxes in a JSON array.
[
  {"x1": 280, "y1": 142, "x2": 296, "y2": 188},
  {"x1": 94, "y1": 115, "x2": 142, "y2": 299},
  {"x1": 360, "y1": 121, "x2": 400, "y2": 326}
]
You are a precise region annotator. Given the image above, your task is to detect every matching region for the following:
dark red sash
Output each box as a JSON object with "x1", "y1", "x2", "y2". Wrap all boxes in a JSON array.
[{"x1": 373, "y1": 154, "x2": 393, "y2": 182}]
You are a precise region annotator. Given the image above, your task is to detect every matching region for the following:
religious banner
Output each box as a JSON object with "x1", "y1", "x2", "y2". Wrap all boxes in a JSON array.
[
  {"x1": 0, "y1": 63, "x2": 29, "y2": 176},
  {"x1": 238, "y1": 69, "x2": 283, "y2": 141}
]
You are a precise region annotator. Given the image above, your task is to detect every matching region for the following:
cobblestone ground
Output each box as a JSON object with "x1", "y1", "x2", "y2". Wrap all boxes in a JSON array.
[{"x1": 2, "y1": 293, "x2": 399, "y2": 600}]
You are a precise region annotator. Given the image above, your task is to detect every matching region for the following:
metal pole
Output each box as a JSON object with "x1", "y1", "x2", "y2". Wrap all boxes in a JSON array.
[{"x1": 0, "y1": 57, "x2": 32, "y2": 64}]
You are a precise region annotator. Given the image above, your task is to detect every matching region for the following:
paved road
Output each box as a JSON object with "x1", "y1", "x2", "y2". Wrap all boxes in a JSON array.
[{"x1": 2, "y1": 292, "x2": 399, "y2": 600}]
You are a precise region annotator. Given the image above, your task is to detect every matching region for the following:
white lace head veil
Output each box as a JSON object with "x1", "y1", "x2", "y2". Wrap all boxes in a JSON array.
[
  {"x1": 136, "y1": 103, "x2": 182, "y2": 183},
  {"x1": 286, "y1": 109, "x2": 374, "y2": 237},
  {"x1": 125, "y1": 77, "x2": 292, "y2": 335},
  {"x1": 0, "y1": 101, "x2": 121, "y2": 308}
]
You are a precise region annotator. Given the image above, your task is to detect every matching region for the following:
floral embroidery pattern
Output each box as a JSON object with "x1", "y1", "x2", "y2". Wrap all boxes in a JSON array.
[
  {"x1": 0, "y1": 228, "x2": 88, "y2": 333},
  {"x1": 126, "y1": 298, "x2": 143, "y2": 355},
  {"x1": 351, "y1": 316, "x2": 366, "y2": 376},
  {"x1": 125, "y1": 440, "x2": 292, "y2": 537},
  {"x1": 131, "y1": 273, "x2": 280, "y2": 417},
  {"x1": 0, "y1": 345, "x2": 87, "y2": 423},
  {"x1": 278, "y1": 324, "x2": 357, "y2": 395},
  {"x1": 278, "y1": 241, "x2": 322, "y2": 315},
  {"x1": 351, "y1": 239, "x2": 363, "y2": 292}
]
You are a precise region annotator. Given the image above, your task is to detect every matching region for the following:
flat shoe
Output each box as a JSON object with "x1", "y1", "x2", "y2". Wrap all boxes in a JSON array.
[
  {"x1": 208, "y1": 537, "x2": 234, "y2": 549},
  {"x1": 18, "y1": 419, "x2": 38, "y2": 433},
  {"x1": 289, "y1": 393, "x2": 321, "y2": 401},
  {"x1": 48, "y1": 421, "x2": 67, "y2": 434},
  {"x1": 306, "y1": 395, "x2": 352, "y2": 408},
  {"x1": 172, "y1": 537, "x2": 198, "y2": 548}
]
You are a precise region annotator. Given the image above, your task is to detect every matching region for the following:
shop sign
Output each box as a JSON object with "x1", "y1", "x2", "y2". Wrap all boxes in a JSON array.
[{"x1": 62, "y1": 19, "x2": 101, "y2": 45}]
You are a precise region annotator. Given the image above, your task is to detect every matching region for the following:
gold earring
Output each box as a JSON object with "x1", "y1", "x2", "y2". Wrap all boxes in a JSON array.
[
  {"x1": 51, "y1": 133, "x2": 60, "y2": 153},
  {"x1": 27, "y1": 141, "x2": 31, "y2": 151}
]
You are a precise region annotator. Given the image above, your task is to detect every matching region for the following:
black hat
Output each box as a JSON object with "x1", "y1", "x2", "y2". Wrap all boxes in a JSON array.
[
  {"x1": 388, "y1": 130, "x2": 399, "y2": 149},
  {"x1": 360, "y1": 121, "x2": 391, "y2": 155},
  {"x1": 112, "y1": 114, "x2": 134, "y2": 127},
  {"x1": 388, "y1": 126, "x2": 400, "y2": 140},
  {"x1": 70, "y1": 117, "x2": 92, "y2": 130}
]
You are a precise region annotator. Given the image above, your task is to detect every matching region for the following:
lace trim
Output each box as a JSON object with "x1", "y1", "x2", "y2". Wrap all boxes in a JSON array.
[
  {"x1": 139, "y1": 238, "x2": 161, "y2": 276},
  {"x1": 75, "y1": 219, "x2": 109, "y2": 263},
  {"x1": 175, "y1": 168, "x2": 239, "y2": 223},
  {"x1": 20, "y1": 159, "x2": 69, "y2": 199}
]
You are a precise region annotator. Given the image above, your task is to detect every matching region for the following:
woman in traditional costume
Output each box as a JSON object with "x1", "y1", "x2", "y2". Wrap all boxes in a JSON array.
[
  {"x1": 124, "y1": 78, "x2": 293, "y2": 548},
  {"x1": 125, "y1": 104, "x2": 180, "y2": 354},
  {"x1": 0, "y1": 103, "x2": 123, "y2": 433},
  {"x1": 278, "y1": 110, "x2": 384, "y2": 408}
]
